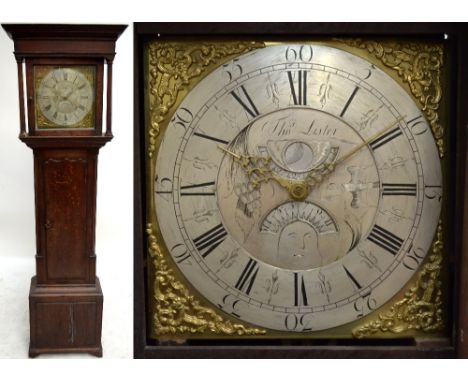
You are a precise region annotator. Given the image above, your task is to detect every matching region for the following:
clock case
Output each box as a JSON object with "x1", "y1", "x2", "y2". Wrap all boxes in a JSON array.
[
  {"x1": 2, "y1": 24, "x2": 126, "y2": 357},
  {"x1": 134, "y1": 23, "x2": 468, "y2": 358}
]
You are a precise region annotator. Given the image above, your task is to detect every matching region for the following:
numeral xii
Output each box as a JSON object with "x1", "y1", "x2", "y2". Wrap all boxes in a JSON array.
[{"x1": 287, "y1": 70, "x2": 307, "y2": 105}]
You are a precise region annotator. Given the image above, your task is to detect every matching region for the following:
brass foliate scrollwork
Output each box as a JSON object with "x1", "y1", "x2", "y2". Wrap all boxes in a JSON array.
[
  {"x1": 352, "y1": 222, "x2": 444, "y2": 338},
  {"x1": 338, "y1": 39, "x2": 444, "y2": 157},
  {"x1": 147, "y1": 224, "x2": 265, "y2": 336},
  {"x1": 147, "y1": 41, "x2": 264, "y2": 158}
]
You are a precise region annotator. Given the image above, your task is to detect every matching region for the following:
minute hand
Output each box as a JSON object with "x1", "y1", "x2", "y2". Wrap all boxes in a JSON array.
[{"x1": 335, "y1": 116, "x2": 406, "y2": 167}]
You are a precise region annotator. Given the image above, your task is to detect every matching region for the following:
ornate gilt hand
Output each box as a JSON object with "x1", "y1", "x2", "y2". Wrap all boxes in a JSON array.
[
  {"x1": 218, "y1": 145, "x2": 322, "y2": 200},
  {"x1": 219, "y1": 115, "x2": 405, "y2": 201}
]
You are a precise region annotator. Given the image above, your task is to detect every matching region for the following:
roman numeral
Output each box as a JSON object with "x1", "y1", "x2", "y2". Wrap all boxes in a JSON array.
[
  {"x1": 230, "y1": 85, "x2": 260, "y2": 118},
  {"x1": 180, "y1": 181, "x2": 215, "y2": 196},
  {"x1": 343, "y1": 265, "x2": 362, "y2": 290},
  {"x1": 294, "y1": 272, "x2": 309, "y2": 306},
  {"x1": 193, "y1": 132, "x2": 229, "y2": 145},
  {"x1": 235, "y1": 258, "x2": 259, "y2": 295},
  {"x1": 369, "y1": 127, "x2": 402, "y2": 151},
  {"x1": 287, "y1": 70, "x2": 307, "y2": 105},
  {"x1": 340, "y1": 86, "x2": 360, "y2": 117},
  {"x1": 44, "y1": 104, "x2": 52, "y2": 111},
  {"x1": 368, "y1": 224, "x2": 404, "y2": 256},
  {"x1": 193, "y1": 223, "x2": 227, "y2": 258},
  {"x1": 382, "y1": 183, "x2": 417, "y2": 196}
]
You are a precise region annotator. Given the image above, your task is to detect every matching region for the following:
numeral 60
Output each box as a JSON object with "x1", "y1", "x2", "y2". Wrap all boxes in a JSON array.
[{"x1": 285, "y1": 45, "x2": 314, "y2": 62}]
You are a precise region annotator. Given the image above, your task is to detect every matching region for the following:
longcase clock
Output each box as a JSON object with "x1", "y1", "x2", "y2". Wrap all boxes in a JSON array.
[{"x1": 2, "y1": 24, "x2": 126, "y2": 357}]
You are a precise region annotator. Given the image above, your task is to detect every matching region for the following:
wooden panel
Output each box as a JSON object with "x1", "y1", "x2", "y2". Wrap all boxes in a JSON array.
[
  {"x1": 35, "y1": 302, "x2": 72, "y2": 348},
  {"x1": 73, "y1": 302, "x2": 98, "y2": 347},
  {"x1": 42, "y1": 151, "x2": 88, "y2": 282}
]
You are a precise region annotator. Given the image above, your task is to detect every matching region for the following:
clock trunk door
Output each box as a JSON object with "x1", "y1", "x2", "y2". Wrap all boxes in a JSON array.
[{"x1": 36, "y1": 149, "x2": 97, "y2": 284}]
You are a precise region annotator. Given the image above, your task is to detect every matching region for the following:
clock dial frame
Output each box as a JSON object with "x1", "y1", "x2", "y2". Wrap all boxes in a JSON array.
[
  {"x1": 35, "y1": 65, "x2": 95, "y2": 128},
  {"x1": 27, "y1": 58, "x2": 104, "y2": 136},
  {"x1": 135, "y1": 23, "x2": 468, "y2": 360},
  {"x1": 151, "y1": 43, "x2": 444, "y2": 335}
]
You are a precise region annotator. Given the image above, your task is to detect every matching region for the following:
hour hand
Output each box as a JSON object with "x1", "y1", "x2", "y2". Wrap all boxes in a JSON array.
[
  {"x1": 304, "y1": 161, "x2": 336, "y2": 188},
  {"x1": 218, "y1": 146, "x2": 313, "y2": 200},
  {"x1": 218, "y1": 145, "x2": 273, "y2": 189}
]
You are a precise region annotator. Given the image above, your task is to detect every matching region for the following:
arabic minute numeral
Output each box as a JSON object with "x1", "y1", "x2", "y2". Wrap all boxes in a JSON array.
[
  {"x1": 171, "y1": 243, "x2": 191, "y2": 264},
  {"x1": 222, "y1": 59, "x2": 243, "y2": 82},
  {"x1": 285, "y1": 45, "x2": 314, "y2": 62},
  {"x1": 403, "y1": 245, "x2": 425, "y2": 271},
  {"x1": 353, "y1": 292, "x2": 377, "y2": 318},
  {"x1": 284, "y1": 313, "x2": 314, "y2": 332},
  {"x1": 171, "y1": 107, "x2": 193, "y2": 131},
  {"x1": 406, "y1": 115, "x2": 428, "y2": 135},
  {"x1": 217, "y1": 294, "x2": 241, "y2": 318},
  {"x1": 424, "y1": 185, "x2": 442, "y2": 202}
]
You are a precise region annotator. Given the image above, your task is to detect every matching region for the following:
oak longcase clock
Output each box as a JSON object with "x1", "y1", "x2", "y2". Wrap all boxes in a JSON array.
[
  {"x1": 2, "y1": 24, "x2": 126, "y2": 357},
  {"x1": 134, "y1": 23, "x2": 468, "y2": 358}
]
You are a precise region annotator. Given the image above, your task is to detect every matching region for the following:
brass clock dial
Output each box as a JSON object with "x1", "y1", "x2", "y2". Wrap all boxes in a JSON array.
[
  {"x1": 154, "y1": 44, "x2": 443, "y2": 332},
  {"x1": 35, "y1": 66, "x2": 95, "y2": 128}
]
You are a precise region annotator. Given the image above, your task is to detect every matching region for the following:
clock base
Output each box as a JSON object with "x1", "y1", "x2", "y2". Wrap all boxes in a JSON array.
[{"x1": 28, "y1": 276, "x2": 103, "y2": 358}]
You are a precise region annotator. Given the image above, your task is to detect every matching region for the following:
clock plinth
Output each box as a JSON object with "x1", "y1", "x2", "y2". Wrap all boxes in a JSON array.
[
  {"x1": 2, "y1": 23, "x2": 126, "y2": 357},
  {"x1": 28, "y1": 276, "x2": 103, "y2": 358}
]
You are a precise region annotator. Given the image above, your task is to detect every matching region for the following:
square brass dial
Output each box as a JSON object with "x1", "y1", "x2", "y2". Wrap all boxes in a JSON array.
[{"x1": 34, "y1": 65, "x2": 96, "y2": 129}]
